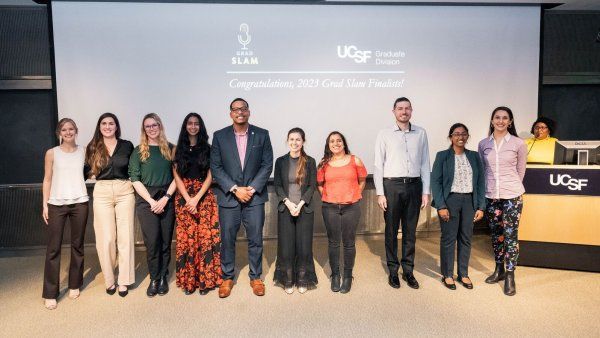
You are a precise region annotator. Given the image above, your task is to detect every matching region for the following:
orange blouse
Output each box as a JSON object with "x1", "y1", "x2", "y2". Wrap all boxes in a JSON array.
[{"x1": 317, "y1": 155, "x2": 367, "y2": 204}]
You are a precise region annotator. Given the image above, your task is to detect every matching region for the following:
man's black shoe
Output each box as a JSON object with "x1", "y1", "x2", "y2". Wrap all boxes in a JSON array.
[
  {"x1": 388, "y1": 275, "x2": 400, "y2": 289},
  {"x1": 402, "y1": 272, "x2": 420, "y2": 289}
]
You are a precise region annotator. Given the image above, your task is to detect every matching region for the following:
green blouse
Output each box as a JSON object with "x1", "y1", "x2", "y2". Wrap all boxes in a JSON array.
[{"x1": 128, "y1": 145, "x2": 173, "y2": 187}]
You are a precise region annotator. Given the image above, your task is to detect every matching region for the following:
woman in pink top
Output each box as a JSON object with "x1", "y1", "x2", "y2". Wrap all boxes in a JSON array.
[
  {"x1": 317, "y1": 131, "x2": 367, "y2": 294},
  {"x1": 478, "y1": 106, "x2": 527, "y2": 296}
]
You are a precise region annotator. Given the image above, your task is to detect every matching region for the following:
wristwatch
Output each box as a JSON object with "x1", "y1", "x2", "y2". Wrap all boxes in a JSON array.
[
  {"x1": 164, "y1": 193, "x2": 172, "y2": 200},
  {"x1": 232, "y1": 187, "x2": 238, "y2": 194}
]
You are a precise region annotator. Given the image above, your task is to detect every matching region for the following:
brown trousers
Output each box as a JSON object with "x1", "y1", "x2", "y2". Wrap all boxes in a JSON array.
[{"x1": 42, "y1": 202, "x2": 89, "y2": 299}]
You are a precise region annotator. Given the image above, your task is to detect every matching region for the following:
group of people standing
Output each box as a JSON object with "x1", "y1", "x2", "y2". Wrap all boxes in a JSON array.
[{"x1": 41, "y1": 96, "x2": 527, "y2": 310}]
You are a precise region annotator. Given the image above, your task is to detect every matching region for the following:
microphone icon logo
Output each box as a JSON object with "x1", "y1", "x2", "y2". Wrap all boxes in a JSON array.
[{"x1": 238, "y1": 23, "x2": 251, "y2": 50}]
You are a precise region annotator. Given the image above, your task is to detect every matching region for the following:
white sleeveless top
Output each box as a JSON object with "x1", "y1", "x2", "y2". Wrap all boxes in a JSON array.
[{"x1": 48, "y1": 145, "x2": 89, "y2": 206}]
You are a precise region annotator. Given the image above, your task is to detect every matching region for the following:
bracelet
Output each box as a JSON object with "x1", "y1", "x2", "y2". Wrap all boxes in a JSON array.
[{"x1": 164, "y1": 193, "x2": 172, "y2": 200}]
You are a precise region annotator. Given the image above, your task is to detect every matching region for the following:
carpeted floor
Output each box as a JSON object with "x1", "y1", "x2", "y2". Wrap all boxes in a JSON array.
[{"x1": 1, "y1": 234, "x2": 599, "y2": 337}]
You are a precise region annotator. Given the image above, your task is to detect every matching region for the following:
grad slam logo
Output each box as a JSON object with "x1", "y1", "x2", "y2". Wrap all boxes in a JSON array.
[
  {"x1": 337, "y1": 45, "x2": 372, "y2": 63},
  {"x1": 232, "y1": 23, "x2": 259, "y2": 65}
]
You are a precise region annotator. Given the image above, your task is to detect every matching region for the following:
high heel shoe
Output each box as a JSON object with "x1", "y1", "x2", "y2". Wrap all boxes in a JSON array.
[
  {"x1": 118, "y1": 285, "x2": 128, "y2": 297},
  {"x1": 106, "y1": 284, "x2": 117, "y2": 296}
]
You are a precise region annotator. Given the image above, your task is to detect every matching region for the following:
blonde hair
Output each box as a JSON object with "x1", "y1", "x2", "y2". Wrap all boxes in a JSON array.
[
  {"x1": 56, "y1": 118, "x2": 78, "y2": 144},
  {"x1": 139, "y1": 113, "x2": 172, "y2": 162}
]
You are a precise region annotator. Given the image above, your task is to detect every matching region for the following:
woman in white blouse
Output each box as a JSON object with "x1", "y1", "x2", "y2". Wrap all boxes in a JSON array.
[{"x1": 41, "y1": 118, "x2": 89, "y2": 309}]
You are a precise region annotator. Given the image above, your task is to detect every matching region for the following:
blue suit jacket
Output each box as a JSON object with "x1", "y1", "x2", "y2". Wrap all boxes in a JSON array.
[
  {"x1": 430, "y1": 148, "x2": 486, "y2": 211},
  {"x1": 210, "y1": 124, "x2": 273, "y2": 207}
]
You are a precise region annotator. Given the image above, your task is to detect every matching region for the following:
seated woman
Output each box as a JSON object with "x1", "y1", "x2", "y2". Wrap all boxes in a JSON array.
[{"x1": 525, "y1": 117, "x2": 557, "y2": 164}]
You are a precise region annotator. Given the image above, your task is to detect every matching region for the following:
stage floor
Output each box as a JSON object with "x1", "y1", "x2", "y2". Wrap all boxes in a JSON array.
[{"x1": 1, "y1": 234, "x2": 599, "y2": 337}]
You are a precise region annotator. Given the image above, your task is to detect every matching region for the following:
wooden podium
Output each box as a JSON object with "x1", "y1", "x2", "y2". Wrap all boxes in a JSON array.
[{"x1": 520, "y1": 165, "x2": 600, "y2": 272}]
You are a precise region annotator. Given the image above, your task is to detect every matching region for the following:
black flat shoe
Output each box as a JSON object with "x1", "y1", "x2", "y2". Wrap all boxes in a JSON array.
[
  {"x1": 118, "y1": 286, "x2": 128, "y2": 297},
  {"x1": 106, "y1": 284, "x2": 117, "y2": 296},
  {"x1": 458, "y1": 277, "x2": 474, "y2": 290},
  {"x1": 199, "y1": 288, "x2": 210, "y2": 295},
  {"x1": 441, "y1": 277, "x2": 456, "y2": 290},
  {"x1": 388, "y1": 275, "x2": 400, "y2": 289},
  {"x1": 147, "y1": 280, "x2": 159, "y2": 298},
  {"x1": 158, "y1": 276, "x2": 169, "y2": 296},
  {"x1": 402, "y1": 273, "x2": 420, "y2": 289},
  {"x1": 184, "y1": 289, "x2": 195, "y2": 295}
]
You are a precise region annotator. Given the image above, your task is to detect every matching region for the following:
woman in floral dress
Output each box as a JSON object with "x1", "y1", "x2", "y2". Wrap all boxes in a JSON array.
[{"x1": 173, "y1": 113, "x2": 222, "y2": 295}]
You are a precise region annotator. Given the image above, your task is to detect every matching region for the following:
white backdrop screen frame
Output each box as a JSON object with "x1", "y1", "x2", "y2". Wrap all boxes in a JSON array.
[{"x1": 52, "y1": 2, "x2": 541, "y2": 174}]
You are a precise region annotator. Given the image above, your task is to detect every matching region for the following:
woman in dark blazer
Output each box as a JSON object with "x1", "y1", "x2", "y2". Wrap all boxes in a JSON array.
[
  {"x1": 431, "y1": 123, "x2": 485, "y2": 290},
  {"x1": 273, "y1": 127, "x2": 318, "y2": 294}
]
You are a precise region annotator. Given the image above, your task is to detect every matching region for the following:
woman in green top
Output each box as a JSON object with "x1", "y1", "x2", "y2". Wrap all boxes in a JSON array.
[{"x1": 129, "y1": 113, "x2": 176, "y2": 298}]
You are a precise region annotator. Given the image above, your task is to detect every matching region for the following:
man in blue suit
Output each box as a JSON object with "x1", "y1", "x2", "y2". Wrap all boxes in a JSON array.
[{"x1": 210, "y1": 98, "x2": 273, "y2": 298}]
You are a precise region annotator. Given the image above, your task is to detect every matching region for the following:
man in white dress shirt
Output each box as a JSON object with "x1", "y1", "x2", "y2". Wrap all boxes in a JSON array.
[{"x1": 374, "y1": 97, "x2": 431, "y2": 289}]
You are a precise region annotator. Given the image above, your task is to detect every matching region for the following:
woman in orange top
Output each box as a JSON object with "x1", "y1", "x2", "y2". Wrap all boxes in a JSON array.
[{"x1": 317, "y1": 131, "x2": 367, "y2": 294}]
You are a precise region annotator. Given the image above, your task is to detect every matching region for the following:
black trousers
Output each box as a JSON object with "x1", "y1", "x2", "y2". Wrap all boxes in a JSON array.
[
  {"x1": 322, "y1": 202, "x2": 360, "y2": 278},
  {"x1": 273, "y1": 208, "x2": 317, "y2": 287},
  {"x1": 383, "y1": 179, "x2": 422, "y2": 275},
  {"x1": 136, "y1": 188, "x2": 175, "y2": 281},
  {"x1": 43, "y1": 202, "x2": 89, "y2": 299},
  {"x1": 440, "y1": 193, "x2": 475, "y2": 278}
]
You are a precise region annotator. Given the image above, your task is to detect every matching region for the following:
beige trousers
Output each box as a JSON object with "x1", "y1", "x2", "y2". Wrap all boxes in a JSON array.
[{"x1": 93, "y1": 180, "x2": 135, "y2": 287}]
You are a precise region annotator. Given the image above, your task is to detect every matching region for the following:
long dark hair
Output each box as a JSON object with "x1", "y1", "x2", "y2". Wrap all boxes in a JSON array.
[
  {"x1": 287, "y1": 127, "x2": 307, "y2": 185},
  {"x1": 86, "y1": 113, "x2": 120, "y2": 177},
  {"x1": 488, "y1": 106, "x2": 518, "y2": 136},
  {"x1": 174, "y1": 113, "x2": 210, "y2": 178},
  {"x1": 318, "y1": 131, "x2": 351, "y2": 169}
]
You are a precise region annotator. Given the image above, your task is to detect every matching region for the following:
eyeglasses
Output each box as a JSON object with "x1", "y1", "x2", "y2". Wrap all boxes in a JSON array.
[
  {"x1": 144, "y1": 123, "x2": 159, "y2": 130},
  {"x1": 533, "y1": 126, "x2": 548, "y2": 130},
  {"x1": 231, "y1": 107, "x2": 249, "y2": 113},
  {"x1": 451, "y1": 133, "x2": 469, "y2": 137}
]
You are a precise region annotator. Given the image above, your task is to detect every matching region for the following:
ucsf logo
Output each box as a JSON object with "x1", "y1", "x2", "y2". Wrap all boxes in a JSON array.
[
  {"x1": 549, "y1": 174, "x2": 588, "y2": 191},
  {"x1": 337, "y1": 45, "x2": 372, "y2": 63}
]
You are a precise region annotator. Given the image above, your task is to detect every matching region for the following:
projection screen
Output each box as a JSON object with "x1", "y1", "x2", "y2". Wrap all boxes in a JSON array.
[{"x1": 52, "y1": 1, "x2": 540, "y2": 173}]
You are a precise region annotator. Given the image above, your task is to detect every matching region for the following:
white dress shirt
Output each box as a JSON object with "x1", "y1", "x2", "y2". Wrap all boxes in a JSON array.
[{"x1": 374, "y1": 123, "x2": 431, "y2": 195}]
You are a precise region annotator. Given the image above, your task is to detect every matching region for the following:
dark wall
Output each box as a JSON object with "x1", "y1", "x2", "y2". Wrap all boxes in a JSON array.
[
  {"x1": 543, "y1": 11, "x2": 600, "y2": 74},
  {"x1": 539, "y1": 11, "x2": 600, "y2": 141},
  {"x1": 540, "y1": 85, "x2": 600, "y2": 140},
  {"x1": 0, "y1": 6, "x2": 51, "y2": 77},
  {"x1": 0, "y1": 6, "x2": 56, "y2": 184},
  {"x1": 0, "y1": 90, "x2": 56, "y2": 184}
]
